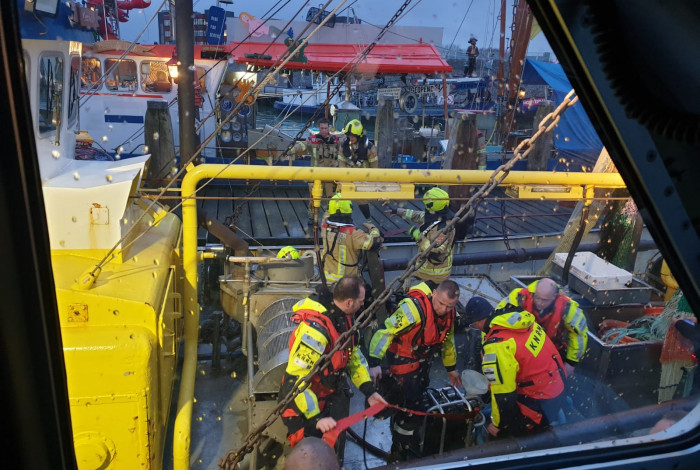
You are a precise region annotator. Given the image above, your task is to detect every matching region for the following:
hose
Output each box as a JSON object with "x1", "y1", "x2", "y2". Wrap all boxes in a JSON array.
[{"x1": 346, "y1": 426, "x2": 390, "y2": 461}]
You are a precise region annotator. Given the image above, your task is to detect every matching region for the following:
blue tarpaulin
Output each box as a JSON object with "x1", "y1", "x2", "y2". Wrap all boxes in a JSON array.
[{"x1": 522, "y1": 59, "x2": 603, "y2": 169}]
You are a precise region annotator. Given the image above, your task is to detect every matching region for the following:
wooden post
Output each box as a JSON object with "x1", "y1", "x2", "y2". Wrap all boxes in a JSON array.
[
  {"x1": 527, "y1": 101, "x2": 555, "y2": 171},
  {"x1": 144, "y1": 100, "x2": 176, "y2": 188},
  {"x1": 539, "y1": 148, "x2": 619, "y2": 276},
  {"x1": 374, "y1": 94, "x2": 395, "y2": 168},
  {"x1": 445, "y1": 112, "x2": 479, "y2": 241}
]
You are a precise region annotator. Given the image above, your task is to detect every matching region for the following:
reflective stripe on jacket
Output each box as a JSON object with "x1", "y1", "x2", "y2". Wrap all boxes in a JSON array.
[
  {"x1": 397, "y1": 208, "x2": 455, "y2": 283},
  {"x1": 321, "y1": 220, "x2": 380, "y2": 283},
  {"x1": 481, "y1": 310, "x2": 566, "y2": 431},
  {"x1": 281, "y1": 298, "x2": 372, "y2": 419},
  {"x1": 369, "y1": 282, "x2": 456, "y2": 372},
  {"x1": 497, "y1": 280, "x2": 588, "y2": 364},
  {"x1": 338, "y1": 137, "x2": 378, "y2": 168}
]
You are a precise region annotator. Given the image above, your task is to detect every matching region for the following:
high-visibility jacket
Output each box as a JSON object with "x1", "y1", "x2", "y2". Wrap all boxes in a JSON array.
[
  {"x1": 293, "y1": 133, "x2": 340, "y2": 166},
  {"x1": 497, "y1": 280, "x2": 588, "y2": 364},
  {"x1": 321, "y1": 218, "x2": 381, "y2": 284},
  {"x1": 481, "y1": 310, "x2": 566, "y2": 432},
  {"x1": 369, "y1": 282, "x2": 457, "y2": 375},
  {"x1": 280, "y1": 297, "x2": 374, "y2": 419},
  {"x1": 397, "y1": 208, "x2": 455, "y2": 283},
  {"x1": 338, "y1": 136, "x2": 378, "y2": 168}
]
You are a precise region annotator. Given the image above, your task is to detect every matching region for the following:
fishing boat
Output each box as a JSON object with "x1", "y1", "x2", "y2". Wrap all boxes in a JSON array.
[{"x1": 7, "y1": 1, "x2": 700, "y2": 470}]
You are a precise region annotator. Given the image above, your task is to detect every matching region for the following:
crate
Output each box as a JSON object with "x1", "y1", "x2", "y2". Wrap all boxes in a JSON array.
[{"x1": 553, "y1": 252, "x2": 633, "y2": 289}]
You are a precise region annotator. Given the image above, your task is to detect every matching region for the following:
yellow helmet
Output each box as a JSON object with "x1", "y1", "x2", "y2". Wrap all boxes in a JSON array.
[
  {"x1": 343, "y1": 119, "x2": 363, "y2": 137},
  {"x1": 423, "y1": 187, "x2": 449, "y2": 212},
  {"x1": 329, "y1": 193, "x2": 353, "y2": 215},
  {"x1": 277, "y1": 246, "x2": 300, "y2": 259}
]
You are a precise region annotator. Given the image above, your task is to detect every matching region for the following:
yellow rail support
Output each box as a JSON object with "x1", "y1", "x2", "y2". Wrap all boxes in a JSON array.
[{"x1": 174, "y1": 164, "x2": 626, "y2": 469}]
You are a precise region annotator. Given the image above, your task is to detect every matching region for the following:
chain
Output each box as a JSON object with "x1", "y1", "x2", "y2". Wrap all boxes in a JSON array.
[
  {"x1": 282, "y1": 0, "x2": 416, "y2": 152},
  {"x1": 217, "y1": 90, "x2": 579, "y2": 469}
]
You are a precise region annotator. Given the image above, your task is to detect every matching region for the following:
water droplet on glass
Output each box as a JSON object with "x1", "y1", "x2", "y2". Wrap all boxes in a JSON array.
[
  {"x1": 106, "y1": 175, "x2": 113, "y2": 182},
  {"x1": 153, "y1": 132, "x2": 160, "y2": 141},
  {"x1": 101, "y1": 135, "x2": 109, "y2": 142},
  {"x1": 51, "y1": 150, "x2": 61, "y2": 159},
  {"x1": 73, "y1": 172, "x2": 80, "y2": 180}
]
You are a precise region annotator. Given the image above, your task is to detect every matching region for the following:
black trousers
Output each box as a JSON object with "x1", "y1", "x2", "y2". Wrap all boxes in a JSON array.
[
  {"x1": 381, "y1": 361, "x2": 432, "y2": 459},
  {"x1": 282, "y1": 386, "x2": 350, "y2": 462}
]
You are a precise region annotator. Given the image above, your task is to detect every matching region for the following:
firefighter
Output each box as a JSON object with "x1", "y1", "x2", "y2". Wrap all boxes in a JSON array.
[
  {"x1": 497, "y1": 278, "x2": 588, "y2": 375},
  {"x1": 279, "y1": 276, "x2": 387, "y2": 459},
  {"x1": 288, "y1": 118, "x2": 341, "y2": 221},
  {"x1": 277, "y1": 245, "x2": 301, "y2": 259},
  {"x1": 367, "y1": 280, "x2": 462, "y2": 461},
  {"x1": 321, "y1": 193, "x2": 382, "y2": 286},
  {"x1": 388, "y1": 187, "x2": 456, "y2": 284},
  {"x1": 465, "y1": 303, "x2": 568, "y2": 437},
  {"x1": 338, "y1": 119, "x2": 377, "y2": 221}
]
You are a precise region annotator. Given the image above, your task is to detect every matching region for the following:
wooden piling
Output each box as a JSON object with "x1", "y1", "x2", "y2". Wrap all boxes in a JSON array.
[
  {"x1": 144, "y1": 100, "x2": 176, "y2": 188},
  {"x1": 374, "y1": 94, "x2": 395, "y2": 168},
  {"x1": 444, "y1": 112, "x2": 478, "y2": 201},
  {"x1": 527, "y1": 101, "x2": 555, "y2": 171}
]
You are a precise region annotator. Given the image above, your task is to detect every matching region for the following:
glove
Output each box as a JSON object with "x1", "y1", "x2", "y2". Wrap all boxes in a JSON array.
[
  {"x1": 408, "y1": 226, "x2": 420, "y2": 241},
  {"x1": 389, "y1": 208, "x2": 398, "y2": 216}
]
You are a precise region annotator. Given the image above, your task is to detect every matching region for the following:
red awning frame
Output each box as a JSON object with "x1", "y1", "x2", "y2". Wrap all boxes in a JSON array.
[{"x1": 229, "y1": 42, "x2": 452, "y2": 75}]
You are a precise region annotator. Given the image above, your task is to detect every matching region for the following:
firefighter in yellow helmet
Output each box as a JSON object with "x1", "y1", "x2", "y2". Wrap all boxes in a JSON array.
[
  {"x1": 277, "y1": 246, "x2": 301, "y2": 259},
  {"x1": 288, "y1": 118, "x2": 341, "y2": 221},
  {"x1": 338, "y1": 119, "x2": 377, "y2": 221},
  {"x1": 388, "y1": 187, "x2": 456, "y2": 283},
  {"x1": 321, "y1": 193, "x2": 382, "y2": 285}
]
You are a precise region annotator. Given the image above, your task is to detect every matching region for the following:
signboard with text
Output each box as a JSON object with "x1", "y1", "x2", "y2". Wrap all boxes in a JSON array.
[{"x1": 206, "y1": 6, "x2": 226, "y2": 45}]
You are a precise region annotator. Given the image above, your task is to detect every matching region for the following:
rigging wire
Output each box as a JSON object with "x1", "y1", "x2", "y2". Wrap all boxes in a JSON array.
[
  {"x1": 219, "y1": 89, "x2": 582, "y2": 470},
  {"x1": 79, "y1": 0, "x2": 169, "y2": 109},
  {"x1": 446, "y1": 0, "x2": 474, "y2": 54},
  {"x1": 108, "y1": 0, "x2": 295, "y2": 152},
  {"x1": 87, "y1": 0, "x2": 347, "y2": 273}
]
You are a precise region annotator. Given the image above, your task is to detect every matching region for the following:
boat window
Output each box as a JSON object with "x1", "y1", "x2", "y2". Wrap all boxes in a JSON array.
[
  {"x1": 104, "y1": 58, "x2": 137, "y2": 92},
  {"x1": 38, "y1": 53, "x2": 63, "y2": 135},
  {"x1": 67, "y1": 55, "x2": 80, "y2": 127},
  {"x1": 141, "y1": 60, "x2": 172, "y2": 93},
  {"x1": 81, "y1": 57, "x2": 102, "y2": 91}
]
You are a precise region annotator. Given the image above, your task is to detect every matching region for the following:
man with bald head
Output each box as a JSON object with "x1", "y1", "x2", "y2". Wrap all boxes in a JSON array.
[
  {"x1": 497, "y1": 278, "x2": 588, "y2": 375},
  {"x1": 283, "y1": 437, "x2": 340, "y2": 470}
]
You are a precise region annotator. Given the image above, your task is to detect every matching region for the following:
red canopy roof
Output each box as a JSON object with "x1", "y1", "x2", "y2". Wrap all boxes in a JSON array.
[{"x1": 230, "y1": 42, "x2": 452, "y2": 75}]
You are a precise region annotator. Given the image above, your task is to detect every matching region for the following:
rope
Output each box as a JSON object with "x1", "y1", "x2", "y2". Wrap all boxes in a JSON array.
[{"x1": 217, "y1": 89, "x2": 580, "y2": 469}]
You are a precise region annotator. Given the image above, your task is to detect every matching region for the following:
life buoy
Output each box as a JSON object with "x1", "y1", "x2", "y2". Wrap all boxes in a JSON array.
[{"x1": 400, "y1": 92, "x2": 418, "y2": 114}]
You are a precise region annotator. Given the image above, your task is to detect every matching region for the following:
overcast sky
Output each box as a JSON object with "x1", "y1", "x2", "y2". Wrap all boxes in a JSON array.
[{"x1": 120, "y1": 0, "x2": 553, "y2": 55}]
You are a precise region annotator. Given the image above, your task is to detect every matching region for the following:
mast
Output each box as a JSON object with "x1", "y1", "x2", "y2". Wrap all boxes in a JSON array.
[
  {"x1": 499, "y1": 0, "x2": 534, "y2": 147},
  {"x1": 173, "y1": 0, "x2": 196, "y2": 173}
]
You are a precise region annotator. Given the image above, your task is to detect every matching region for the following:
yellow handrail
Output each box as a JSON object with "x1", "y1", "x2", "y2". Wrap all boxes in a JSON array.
[{"x1": 173, "y1": 164, "x2": 626, "y2": 469}]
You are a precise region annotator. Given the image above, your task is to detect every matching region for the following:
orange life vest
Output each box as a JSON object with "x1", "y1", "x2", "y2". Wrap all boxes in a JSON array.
[
  {"x1": 388, "y1": 288, "x2": 455, "y2": 374},
  {"x1": 518, "y1": 288, "x2": 571, "y2": 354},
  {"x1": 485, "y1": 323, "x2": 565, "y2": 424},
  {"x1": 288, "y1": 308, "x2": 354, "y2": 398}
]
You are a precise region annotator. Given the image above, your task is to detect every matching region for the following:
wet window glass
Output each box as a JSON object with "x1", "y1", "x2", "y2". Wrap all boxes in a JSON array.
[
  {"x1": 104, "y1": 58, "x2": 137, "y2": 92},
  {"x1": 80, "y1": 57, "x2": 102, "y2": 91},
  {"x1": 38, "y1": 54, "x2": 63, "y2": 135},
  {"x1": 141, "y1": 60, "x2": 172, "y2": 93}
]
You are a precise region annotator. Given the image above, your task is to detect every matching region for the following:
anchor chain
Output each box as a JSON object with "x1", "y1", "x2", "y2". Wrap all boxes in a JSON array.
[{"x1": 218, "y1": 91, "x2": 579, "y2": 469}]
